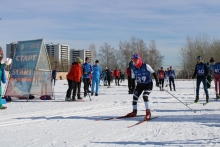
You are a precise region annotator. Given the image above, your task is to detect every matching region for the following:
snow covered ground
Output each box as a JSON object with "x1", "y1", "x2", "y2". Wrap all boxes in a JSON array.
[{"x1": 0, "y1": 80, "x2": 220, "y2": 147}]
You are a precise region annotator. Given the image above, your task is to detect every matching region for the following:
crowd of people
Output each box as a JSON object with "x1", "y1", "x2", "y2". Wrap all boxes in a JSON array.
[{"x1": 65, "y1": 56, "x2": 127, "y2": 101}]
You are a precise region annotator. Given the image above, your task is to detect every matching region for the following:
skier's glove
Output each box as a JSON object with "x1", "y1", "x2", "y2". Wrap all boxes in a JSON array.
[{"x1": 156, "y1": 80, "x2": 159, "y2": 87}]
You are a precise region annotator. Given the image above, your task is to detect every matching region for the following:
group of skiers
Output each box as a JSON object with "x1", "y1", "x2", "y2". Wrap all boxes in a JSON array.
[
  {"x1": 124, "y1": 54, "x2": 220, "y2": 121},
  {"x1": 192, "y1": 56, "x2": 220, "y2": 103},
  {"x1": 156, "y1": 66, "x2": 176, "y2": 91}
]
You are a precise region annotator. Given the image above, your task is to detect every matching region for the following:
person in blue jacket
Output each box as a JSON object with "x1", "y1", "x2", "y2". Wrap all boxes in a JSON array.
[
  {"x1": 82, "y1": 57, "x2": 93, "y2": 97},
  {"x1": 192, "y1": 56, "x2": 209, "y2": 103},
  {"x1": 91, "y1": 60, "x2": 102, "y2": 96},
  {"x1": 167, "y1": 66, "x2": 176, "y2": 91}
]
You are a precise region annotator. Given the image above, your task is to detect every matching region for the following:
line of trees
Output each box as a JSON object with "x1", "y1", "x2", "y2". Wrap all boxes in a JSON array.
[
  {"x1": 178, "y1": 34, "x2": 220, "y2": 79},
  {"x1": 91, "y1": 36, "x2": 164, "y2": 74},
  {"x1": 47, "y1": 36, "x2": 164, "y2": 74}
]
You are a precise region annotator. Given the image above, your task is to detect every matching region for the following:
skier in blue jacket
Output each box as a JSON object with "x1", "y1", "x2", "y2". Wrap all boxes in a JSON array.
[
  {"x1": 126, "y1": 53, "x2": 159, "y2": 121},
  {"x1": 167, "y1": 66, "x2": 176, "y2": 91},
  {"x1": 91, "y1": 60, "x2": 102, "y2": 96}
]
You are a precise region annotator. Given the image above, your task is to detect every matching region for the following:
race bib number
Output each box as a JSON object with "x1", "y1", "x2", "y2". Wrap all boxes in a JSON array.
[
  {"x1": 198, "y1": 69, "x2": 204, "y2": 74},
  {"x1": 137, "y1": 76, "x2": 146, "y2": 82}
]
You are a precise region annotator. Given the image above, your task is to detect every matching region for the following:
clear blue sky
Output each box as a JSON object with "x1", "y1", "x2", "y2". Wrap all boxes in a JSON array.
[{"x1": 1, "y1": 0, "x2": 220, "y2": 70}]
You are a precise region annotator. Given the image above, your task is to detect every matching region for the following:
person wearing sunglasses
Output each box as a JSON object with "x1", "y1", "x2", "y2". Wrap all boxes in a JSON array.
[{"x1": 126, "y1": 53, "x2": 159, "y2": 120}]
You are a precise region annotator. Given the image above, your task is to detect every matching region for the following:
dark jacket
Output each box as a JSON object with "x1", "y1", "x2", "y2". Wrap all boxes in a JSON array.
[{"x1": 192, "y1": 62, "x2": 208, "y2": 79}]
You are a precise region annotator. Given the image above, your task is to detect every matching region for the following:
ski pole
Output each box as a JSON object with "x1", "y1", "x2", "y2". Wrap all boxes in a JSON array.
[
  {"x1": 162, "y1": 88, "x2": 196, "y2": 113},
  {"x1": 193, "y1": 79, "x2": 195, "y2": 98}
]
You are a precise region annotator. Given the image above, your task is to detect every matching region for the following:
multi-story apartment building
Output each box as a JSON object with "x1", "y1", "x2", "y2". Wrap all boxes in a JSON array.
[
  {"x1": 70, "y1": 49, "x2": 93, "y2": 64},
  {"x1": 45, "y1": 43, "x2": 70, "y2": 71},
  {"x1": 6, "y1": 42, "x2": 18, "y2": 59}
]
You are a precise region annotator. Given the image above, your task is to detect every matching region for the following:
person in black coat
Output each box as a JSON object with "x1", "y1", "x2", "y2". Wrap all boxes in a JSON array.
[{"x1": 105, "y1": 67, "x2": 111, "y2": 87}]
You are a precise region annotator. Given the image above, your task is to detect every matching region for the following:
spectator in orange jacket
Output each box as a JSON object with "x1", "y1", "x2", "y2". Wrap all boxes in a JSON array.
[
  {"x1": 113, "y1": 67, "x2": 120, "y2": 86},
  {"x1": 65, "y1": 57, "x2": 83, "y2": 101}
]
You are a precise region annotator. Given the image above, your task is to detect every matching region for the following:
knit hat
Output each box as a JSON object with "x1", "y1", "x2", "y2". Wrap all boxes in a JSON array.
[
  {"x1": 210, "y1": 57, "x2": 215, "y2": 63},
  {"x1": 76, "y1": 57, "x2": 83, "y2": 63},
  {"x1": 197, "y1": 56, "x2": 202, "y2": 60},
  {"x1": 95, "y1": 60, "x2": 99, "y2": 63},
  {"x1": 131, "y1": 53, "x2": 141, "y2": 59},
  {"x1": 131, "y1": 53, "x2": 143, "y2": 68}
]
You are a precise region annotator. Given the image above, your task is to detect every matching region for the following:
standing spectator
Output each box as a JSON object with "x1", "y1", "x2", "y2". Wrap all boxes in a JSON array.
[
  {"x1": 65, "y1": 57, "x2": 83, "y2": 101},
  {"x1": 126, "y1": 53, "x2": 159, "y2": 120},
  {"x1": 167, "y1": 66, "x2": 176, "y2": 91},
  {"x1": 0, "y1": 47, "x2": 8, "y2": 109},
  {"x1": 102, "y1": 70, "x2": 107, "y2": 86},
  {"x1": 65, "y1": 63, "x2": 76, "y2": 101},
  {"x1": 158, "y1": 67, "x2": 166, "y2": 91},
  {"x1": 119, "y1": 70, "x2": 122, "y2": 83},
  {"x1": 82, "y1": 57, "x2": 93, "y2": 97},
  {"x1": 105, "y1": 67, "x2": 111, "y2": 87},
  {"x1": 51, "y1": 67, "x2": 57, "y2": 86},
  {"x1": 192, "y1": 56, "x2": 209, "y2": 103},
  {"x1": 165, "y1": 67, "x2": 169, "y2": 87},
  {"x1": 113, "y1": 67, "x2": 120, "y2": 86},
  {"x1": 210, "y1": 57, "x2": 220, "y2": 99},
  {"x1": 206, "y1": 62, "x2": 212, "y2": 89},
  {"x1": 72, "y1": 57, "x2": 83, "y2": 100},
  {"x1": 91, "y1": 60, "x2": 102, "y2": 96}
]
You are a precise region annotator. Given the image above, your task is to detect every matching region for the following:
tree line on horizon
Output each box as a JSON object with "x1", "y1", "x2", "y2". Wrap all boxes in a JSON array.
[
  {"x1": 47, "y1": 35, "x2": 220, "y2": 79},
  {"x1": 89, "y1": 36, "x2": 164, "y2": 74}
]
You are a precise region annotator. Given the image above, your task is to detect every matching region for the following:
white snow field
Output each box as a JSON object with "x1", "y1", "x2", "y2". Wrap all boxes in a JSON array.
[{"x1": 0, "y1": 79, "x2": 220, "y2": 147}]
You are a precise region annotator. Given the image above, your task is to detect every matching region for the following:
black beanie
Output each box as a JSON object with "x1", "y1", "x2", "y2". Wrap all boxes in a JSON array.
[{"x1": 210, "y1": 57, "x2": 215, "y2": 63}]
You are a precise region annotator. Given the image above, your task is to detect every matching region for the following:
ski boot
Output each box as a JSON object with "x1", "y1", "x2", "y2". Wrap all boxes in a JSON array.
[
  {"x1": 216, "y1": 93, "x2": 220, "y2": 100},
  {"x1": 144, "y1": 109, "x2": 151, "y2": 121},
  {"x1": 65, "y1": 97, "x2": 71, "y2": 101},
  {"x1": 206, "y1": 97, "x2": 209, "y2": 103},
  {"x1": 126, "y1": 109, "x2": 137, "y2": 117},
  {"x1": 194, "y1": 96, "x2": 199, "y2": 103}
]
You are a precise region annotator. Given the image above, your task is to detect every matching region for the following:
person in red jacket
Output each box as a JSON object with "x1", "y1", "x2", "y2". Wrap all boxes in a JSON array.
[
  {"x1": 158, "y1": 67, "x2": 166, "y2": 91},
  {"x1": 113, "y1": 67, "x2": 120, "y2": 86},
  {"x1": 65, "y1": 57, "x2": 83, "y2": 101}
]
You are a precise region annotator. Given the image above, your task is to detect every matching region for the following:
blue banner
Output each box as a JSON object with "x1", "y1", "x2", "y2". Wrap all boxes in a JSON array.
[{"x1": 10, "y1": 39, "x2": 42, "y2": 78}]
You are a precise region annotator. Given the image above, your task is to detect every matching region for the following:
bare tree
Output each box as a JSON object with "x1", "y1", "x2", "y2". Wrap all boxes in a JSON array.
[
  {"x1": 148, "y1": 40, "x2": 163, "y2": 70},
  {"x1": 179, "y1": 34, "x2": 220, "y2": 78},
  {"x1": 119, "y1": 37, "x2": 162, "y2": 70},
  {"x1": 98, "y1": 43, "x2": 116, "y2": 70}
]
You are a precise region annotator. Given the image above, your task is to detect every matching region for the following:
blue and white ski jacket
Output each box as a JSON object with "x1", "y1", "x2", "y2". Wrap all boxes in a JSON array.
[{"x1": 131, "y1": 63, "x2": 155, "y2": 84}]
